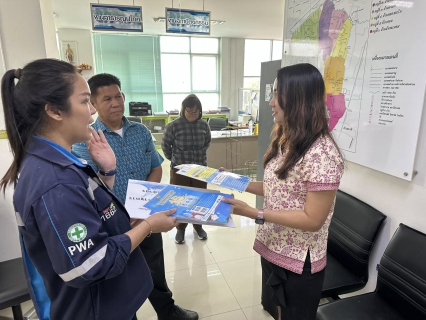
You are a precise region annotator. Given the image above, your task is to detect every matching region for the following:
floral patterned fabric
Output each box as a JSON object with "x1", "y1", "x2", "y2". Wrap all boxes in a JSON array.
[{"x1": 254, "y1": 136, "x2": 344, "y2": 274}]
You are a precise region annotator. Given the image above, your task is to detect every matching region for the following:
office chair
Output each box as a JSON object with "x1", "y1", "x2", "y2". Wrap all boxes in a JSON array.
[
  {"x1": 0, "y1": 258, "x2": 32, "y2": 320},
  {"x1": 208, "y1": 118, "x2": 228, "y2": 131}
]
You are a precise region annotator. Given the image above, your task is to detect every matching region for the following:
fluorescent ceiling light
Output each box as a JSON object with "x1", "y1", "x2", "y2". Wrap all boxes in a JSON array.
[{"x1": 153, "y1": 17, "x2": 225, "y2": 24}]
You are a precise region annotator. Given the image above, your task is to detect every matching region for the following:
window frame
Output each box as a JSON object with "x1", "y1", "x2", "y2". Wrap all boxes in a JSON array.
[{"x1": 160, "y1": 36, "x2": 220, "y2": 108}]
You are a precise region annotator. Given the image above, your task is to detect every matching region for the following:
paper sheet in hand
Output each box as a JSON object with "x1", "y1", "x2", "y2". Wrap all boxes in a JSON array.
[
  {"x1": 125, "y1": 180, "x2": 235, "y2": 227},
  {"x1": 174, "y1": 164, "x2": 250, "y2": 192}
]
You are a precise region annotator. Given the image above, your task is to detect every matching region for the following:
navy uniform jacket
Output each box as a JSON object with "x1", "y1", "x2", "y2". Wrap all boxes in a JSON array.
[{"x1": 14, "y1": 137, "x2": 153, "y2": 320}]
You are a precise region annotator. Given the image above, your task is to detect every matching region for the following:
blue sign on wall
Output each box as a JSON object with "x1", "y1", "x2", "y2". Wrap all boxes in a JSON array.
[
  {"x1": 166, "y1": 8, "x2": 210, "y2": 35},
  {"x1": 91, "y1": 4, "x2": 143, "y2": 32}
]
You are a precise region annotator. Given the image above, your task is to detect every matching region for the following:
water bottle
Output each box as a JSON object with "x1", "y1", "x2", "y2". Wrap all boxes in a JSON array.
[{"x1": 248, "y1": 120, "x2": 253, "y2": 134}]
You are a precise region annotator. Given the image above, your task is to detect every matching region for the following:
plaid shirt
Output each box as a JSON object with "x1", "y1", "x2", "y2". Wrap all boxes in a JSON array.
[{"x1": 161, "y1": 116, "x2": 211, "y2": 166}]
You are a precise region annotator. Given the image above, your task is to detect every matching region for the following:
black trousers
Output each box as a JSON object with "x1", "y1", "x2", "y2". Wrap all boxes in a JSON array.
[
  {"x1": 261, "y1": 254, "x2": 325, "y2": 320},
  {"x1": 138, "y1": 232, "x2": 176, "y2": 318}
]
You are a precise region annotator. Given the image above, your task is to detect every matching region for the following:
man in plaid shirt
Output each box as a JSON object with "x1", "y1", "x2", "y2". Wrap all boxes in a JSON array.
[{"x1": 161, "y1": 94, "x2": 211, "y2": 244}]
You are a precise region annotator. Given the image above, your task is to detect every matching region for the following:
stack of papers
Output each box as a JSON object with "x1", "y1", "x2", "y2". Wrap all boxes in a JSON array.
[
  {"x1": 175, "y1": 164, "x2": 250, "y2": 192},
  {"x1": 125, "y1": 180, "x2": 235, "y2": 227}
]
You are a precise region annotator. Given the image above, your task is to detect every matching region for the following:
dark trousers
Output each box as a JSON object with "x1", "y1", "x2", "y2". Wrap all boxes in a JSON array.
[
  {"x1": 138, "y1": 233, "x2": 176, "y2": 317},
  {"x1": 261, "y1": 254, "x2": 325, "y2": 320},
  {"x1": 170, "y1": 167, "x2": 207, "y2": 231}
]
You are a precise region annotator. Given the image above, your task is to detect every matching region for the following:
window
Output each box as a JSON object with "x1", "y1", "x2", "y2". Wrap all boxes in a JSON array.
[
  {"x1": 243, "y1": 39, "x2": 283, "y2": 90},
  {"x1": 160, "y1": 36, "x2": 219, "y2": 112},
  {"x1": 93, "y1": 35, "x2": 220, "y2": 114},
  {"x1": 93, "y1": 34, "x2": 163, "y2": 113}
]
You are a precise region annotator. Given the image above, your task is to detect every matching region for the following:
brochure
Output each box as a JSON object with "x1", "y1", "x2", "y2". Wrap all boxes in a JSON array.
[
  {"x1": 125, "y1": 180, "x2": 235, "y2": 227},
  {"x1": 174, "y1": 164, "x2": 250, "y2": 192}
]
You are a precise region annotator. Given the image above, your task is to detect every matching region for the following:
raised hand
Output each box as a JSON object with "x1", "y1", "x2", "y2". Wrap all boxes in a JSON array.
[{"x1": 87, "y1": 128, "x2": 116, "y2": 172}]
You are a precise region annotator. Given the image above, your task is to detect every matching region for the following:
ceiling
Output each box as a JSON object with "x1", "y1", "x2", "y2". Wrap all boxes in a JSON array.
[{"x1": 51, "y1": 0, "x2": 285, "y2": 39}]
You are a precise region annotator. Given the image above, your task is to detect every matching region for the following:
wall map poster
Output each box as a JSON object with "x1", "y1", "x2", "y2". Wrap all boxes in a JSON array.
[{"x1": 283, "y1": 0, "x2": 426, "y2": 180}]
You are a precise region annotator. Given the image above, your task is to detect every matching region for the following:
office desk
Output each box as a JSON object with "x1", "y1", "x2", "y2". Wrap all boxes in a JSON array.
[
  {"x1": 168, "y1": 113, "x2": 227, "y2": 122},
  {"x1": 207, "y1": 133, "x2": 258, "y2": 170}
]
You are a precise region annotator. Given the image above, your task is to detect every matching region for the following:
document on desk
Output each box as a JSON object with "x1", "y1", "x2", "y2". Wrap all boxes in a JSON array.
[
  {"x1": 125, "y1": 180, "x2": 235, "y2": 227},
  {"x1": 174, "y1": 164, "x2": 250, "y2": 192}
]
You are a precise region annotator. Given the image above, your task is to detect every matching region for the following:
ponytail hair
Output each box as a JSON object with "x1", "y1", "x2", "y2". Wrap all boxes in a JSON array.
[{"x1": 1, "y1": 59, "x2": 76, "y2": 192}]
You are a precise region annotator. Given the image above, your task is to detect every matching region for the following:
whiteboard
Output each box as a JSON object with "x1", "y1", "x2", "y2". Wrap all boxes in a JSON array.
[{"x1": 283, "y1": 0, "x2": 426, "y2": 181}]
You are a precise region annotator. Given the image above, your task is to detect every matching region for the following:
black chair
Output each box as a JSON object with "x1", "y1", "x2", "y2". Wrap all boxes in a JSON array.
[
  {"x1": 208, "y1": 117, "x2": 228, "y2": 131},
  {"x1": 126, "y1": 116, "x2": 142, "y2": 123},
  {"x1": 0, "y1": 258, "x2": 31, "y2": 320},
  {"x1": 317, "y1": 224, "x2": 426, "y2": 320},
  {"x1": 321, "y1": 190, "x2": 386, "y2": 299}
]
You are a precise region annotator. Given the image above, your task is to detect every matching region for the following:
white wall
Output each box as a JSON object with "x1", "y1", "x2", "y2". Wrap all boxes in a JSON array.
[
  {"x1": 57, "y1": 28, "x2": 94, "y2": 79},
  {"x1": 39, "y1": 0, "x2": 60, "y2": 59},
  {"x1": 220, "y1": 38, "x2": 245, "y2": 121},
  {"x1": 0, "y1": 0, "x2": 54, "y2": 261}
]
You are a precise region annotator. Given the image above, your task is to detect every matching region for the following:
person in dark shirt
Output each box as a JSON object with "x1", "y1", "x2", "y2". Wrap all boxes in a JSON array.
[
  {"x1": 162, "y1": 94, "x2": 212, "y2": 244},
  {"x1": 0, "y1": 59, "x2": 177, "y2": 320}
]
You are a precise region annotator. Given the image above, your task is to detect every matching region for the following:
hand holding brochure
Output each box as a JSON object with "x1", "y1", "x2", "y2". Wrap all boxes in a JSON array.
[
  {"x1": 125, "y1": 179, "x2": 234, "y2": 227},
  {"x1": 174, "y1": 164, "x2": 250, "y2": 192}
]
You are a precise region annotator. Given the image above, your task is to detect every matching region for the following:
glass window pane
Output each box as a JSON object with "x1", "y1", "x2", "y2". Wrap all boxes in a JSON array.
[
  {"x1": 160, "y1": 36, "x2": 189, "y2": 53},
  {"x1": 161, "y1": 54, "x2": 191, "y2": 92},
  {"x1": 163, "y1": 93, "x2": 219, "y2": 112},
  {"x1": 272, "y1": 40, "x2": 283, "y2": 60},
  {"x1": 243, "y1": 77, "x2": 260, "y2": 90},
  {"x1": 196, "y1": 93, "x2": 219, "y2": 110},
  {"x1": 163, "y1": 94, "x2": 188, "y2": 112},
  {"x1": 244, "y1": 39, "x2": 271, "y2": 77},
  {"x1": 191, "y1": 37, "x2": 219, "y2": 54},
  {"x1": 192, "y1": 56, "x2": 217, "y2": 91}
]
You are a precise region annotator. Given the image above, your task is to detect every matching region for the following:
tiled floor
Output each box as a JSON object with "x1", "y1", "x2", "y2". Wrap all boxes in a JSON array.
[{"x1": 0, "y1": 151, "x2": 273, "y2": 320}]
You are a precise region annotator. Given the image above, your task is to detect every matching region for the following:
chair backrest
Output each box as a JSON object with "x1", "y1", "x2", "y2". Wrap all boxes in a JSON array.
[
  {"x1": 208, "y1": 118, "x2": 228, "y2": 131},
  {"x1": 327, "y1": 190, "x2": 386, "y2": 282},
  {"x1": 377, "y1": 224, "x2": 426, "y2": 319},
  {"x1": 126, "y1": 116, "x2": 142, "y2": 123},
  {"x1": 0, "y1": 257, "x2": 31, "y2": 311}
]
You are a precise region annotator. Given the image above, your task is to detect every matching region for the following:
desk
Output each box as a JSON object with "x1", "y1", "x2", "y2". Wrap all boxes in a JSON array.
[
  {"x1": 141, "y1": 115, "x2": 169, "y2": 132},
  {"x1": 207, "y1": 133, "x2": 258, "y2": 169},
  {"x1": 168, "y1": 113, "x2": 227, "y2": 122}
]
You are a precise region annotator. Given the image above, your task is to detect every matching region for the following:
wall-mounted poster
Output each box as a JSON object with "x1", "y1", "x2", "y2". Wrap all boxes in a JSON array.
[
  {"x1": 90, "y1": 4, "x2": 143, "y2": 32},
  {"x1": 166, "y1": 8, "x2": 210, "y2": 35},
  {"x1": 61, "y1": 41, "x2": 78, "y2": 66}
]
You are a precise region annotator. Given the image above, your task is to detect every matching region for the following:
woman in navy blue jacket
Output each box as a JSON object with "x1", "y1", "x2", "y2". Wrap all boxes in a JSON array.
[{"x1": 0, "y1": 59, "x2": 177, "y2": 320}]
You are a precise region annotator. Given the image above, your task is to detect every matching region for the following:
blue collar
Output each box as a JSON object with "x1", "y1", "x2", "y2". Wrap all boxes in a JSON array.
[
  {"x1": 93, "y1": 116, "x2": 135, "y2": 134},
  {"x1": 33, "y1": 136, "x2": 85, "y2": 167}
]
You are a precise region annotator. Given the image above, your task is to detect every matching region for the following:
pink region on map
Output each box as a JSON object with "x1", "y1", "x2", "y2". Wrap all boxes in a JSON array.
[
  {"x1": 329, "y1": 11, "x2": 348, "y2": 47},
  {"x1": 326, "y1": 93, "x2": 346, "y2": 131}
]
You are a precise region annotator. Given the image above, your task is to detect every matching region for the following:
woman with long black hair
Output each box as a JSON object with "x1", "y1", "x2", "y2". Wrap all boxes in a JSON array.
[
  {"x1": 1, "y1": 59, "x2": 177, "y2": 320},
  {"x1": 223, "y1": 63, "x2": 344, "y2": 320}
]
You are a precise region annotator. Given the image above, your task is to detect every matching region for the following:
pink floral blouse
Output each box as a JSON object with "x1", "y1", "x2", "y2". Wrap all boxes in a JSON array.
[{"x1": 253, "y1": 136, "x2": 344, "y2": 274}]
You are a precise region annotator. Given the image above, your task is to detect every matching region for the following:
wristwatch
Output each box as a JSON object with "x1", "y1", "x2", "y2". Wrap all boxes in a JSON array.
[
  {"x1": 255, "y1": 209, "x2": 265, "y2": 225},
  {"x1": 99, "y1": 168, "x2": 117, "y2": 176}
]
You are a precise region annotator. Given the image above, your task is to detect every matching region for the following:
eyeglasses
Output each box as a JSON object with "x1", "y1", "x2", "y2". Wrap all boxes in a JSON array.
[{"x1": 185, "y1": 108, "x2": 200, "y2": 115}]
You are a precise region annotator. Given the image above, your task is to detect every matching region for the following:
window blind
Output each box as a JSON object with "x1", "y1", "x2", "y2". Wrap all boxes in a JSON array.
[{"x1": 93, "y1": 34, "x2": 163, "y2": 113}]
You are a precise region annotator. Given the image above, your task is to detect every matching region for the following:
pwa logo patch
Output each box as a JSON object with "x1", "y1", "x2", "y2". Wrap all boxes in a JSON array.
[
  {"x1": 68, "y1": 239, "x2": 94, "y2": 256},
  {"x1": 101, "y1": 202, "x2": 117, "y2": 221},
  {"x1": 67, "y1": 223, "x2": 87, "y2": 242},
  {"x1": 67, "y1": 223, "x2": 94, "y2": 256}
]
